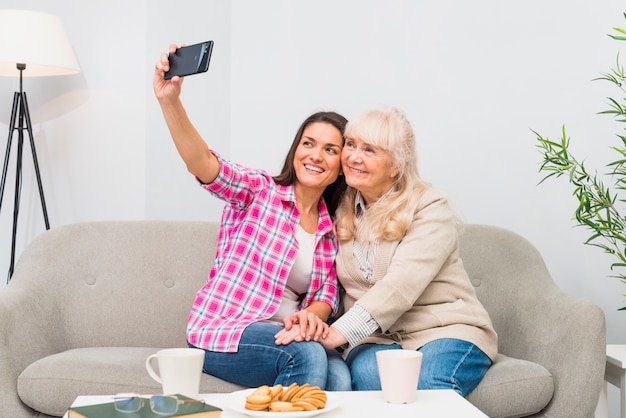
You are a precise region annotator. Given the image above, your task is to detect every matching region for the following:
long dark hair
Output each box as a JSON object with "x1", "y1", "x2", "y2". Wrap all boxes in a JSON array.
[{"x1": 273, "y1": 111, "x2": 348, "y2": 217}]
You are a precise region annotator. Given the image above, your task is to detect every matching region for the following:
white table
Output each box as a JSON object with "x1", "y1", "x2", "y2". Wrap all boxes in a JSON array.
[{"x1": 64, "y1": 389, "x2": 488, "y2": 417}]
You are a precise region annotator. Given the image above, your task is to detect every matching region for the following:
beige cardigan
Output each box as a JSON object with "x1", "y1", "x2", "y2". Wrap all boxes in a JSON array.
[{"x1": 336, "y1": 187, "x2": 498, "y2": 361}]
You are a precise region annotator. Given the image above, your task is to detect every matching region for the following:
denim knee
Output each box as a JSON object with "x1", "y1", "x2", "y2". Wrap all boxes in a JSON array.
[
  {"x1": 346, "y1": 343, "x2": 402, "y2": 391},
  {"x1": 275, "y1": 341, "x2": 328, "y2": 387},
  {"x1": 326, "y1": 349, "x2": 351, "y2": 391},
  {"x1": 417, "y1": 338, "x2": 491, "y2": 396}
]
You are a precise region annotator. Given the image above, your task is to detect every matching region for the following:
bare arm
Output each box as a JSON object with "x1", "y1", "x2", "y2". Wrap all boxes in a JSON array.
[{"x1": 153, "y1": 44, "x2": 219, "y2": 184}]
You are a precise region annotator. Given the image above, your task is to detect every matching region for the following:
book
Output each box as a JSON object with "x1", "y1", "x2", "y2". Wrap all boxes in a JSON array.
[{"x1": 67, "y1": 394, "x2": 221, "y2": 418}]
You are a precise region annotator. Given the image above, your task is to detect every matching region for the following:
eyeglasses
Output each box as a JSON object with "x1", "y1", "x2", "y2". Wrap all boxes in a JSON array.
[{"x1": 114, "y1": 394, "x2": 205, "y2": 415}]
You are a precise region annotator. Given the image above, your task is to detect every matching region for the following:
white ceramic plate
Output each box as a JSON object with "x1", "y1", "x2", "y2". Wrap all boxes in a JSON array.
[{"x1": 228, "y1": 388, "x2": 340, "y2": 418}]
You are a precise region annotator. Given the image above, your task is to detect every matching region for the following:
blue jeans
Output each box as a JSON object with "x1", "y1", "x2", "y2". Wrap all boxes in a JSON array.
[
  {"x1": 189, "y1": 322, "x2": 351, "y2": 391},
  {"x1": 345, "y1": 338, "x2": 491, "y2": 396}
]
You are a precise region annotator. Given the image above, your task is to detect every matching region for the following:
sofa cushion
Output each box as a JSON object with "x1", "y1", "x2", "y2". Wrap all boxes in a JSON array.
[
  {"x1": 466, "y1": 354, "x2": 554, "y2": 418},
  {"x1": 17, "y1": 347, "x2": 245, "y2": 417}
]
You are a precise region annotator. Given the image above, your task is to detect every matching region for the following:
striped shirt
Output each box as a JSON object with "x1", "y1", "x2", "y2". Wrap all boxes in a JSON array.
[
  {"x1": 187, "y1": 154, "x2": 340, "y2": 352},
  {"x1": 332, "y1": 192, "x2": 380, "y2": 347}
]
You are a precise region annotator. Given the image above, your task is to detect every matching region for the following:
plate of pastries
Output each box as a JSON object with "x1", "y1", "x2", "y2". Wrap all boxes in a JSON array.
[{"x1": 228, "y1": 383, "x2": 339, "y2": 417}]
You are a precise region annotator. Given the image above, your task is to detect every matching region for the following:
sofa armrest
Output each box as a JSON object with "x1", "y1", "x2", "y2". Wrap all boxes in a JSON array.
[
  {"x1": 461, "y1": 224, "x2": 606, "y2": 418},
  {"x1": 507, "y1": 285, "x2": 605, "y2": 418},
  {"x1": 0, "y1": 283, "x2": 66, "y2": 417}
]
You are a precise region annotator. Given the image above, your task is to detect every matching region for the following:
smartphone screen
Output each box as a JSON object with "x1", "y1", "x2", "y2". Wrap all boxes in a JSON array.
[{"x1": 164, "y1": 41, "x2": 214, "y2": 80}]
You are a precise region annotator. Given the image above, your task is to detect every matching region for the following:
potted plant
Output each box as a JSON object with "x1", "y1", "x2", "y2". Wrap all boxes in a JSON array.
[{"x1": 534, "y1": 13, "x2": 626, "y2": 310}]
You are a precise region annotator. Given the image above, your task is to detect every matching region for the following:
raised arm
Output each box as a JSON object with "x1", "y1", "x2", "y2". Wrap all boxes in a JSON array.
[{"x1": 153, "y1": 44, "x2": 219, "y2": 184}]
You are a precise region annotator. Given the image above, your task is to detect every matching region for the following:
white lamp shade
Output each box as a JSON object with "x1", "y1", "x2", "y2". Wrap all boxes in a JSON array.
[{"x1": 0, "y1": 9, "x2": 80, "y2": 77}]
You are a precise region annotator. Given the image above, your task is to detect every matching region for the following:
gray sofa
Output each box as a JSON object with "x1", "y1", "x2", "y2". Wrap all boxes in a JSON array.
[{"x1": 0, "y1": 221, "x2": 605, "y2": 417}]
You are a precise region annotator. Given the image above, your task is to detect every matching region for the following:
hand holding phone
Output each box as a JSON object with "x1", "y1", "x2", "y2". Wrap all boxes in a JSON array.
[{"x1": 164, "y1": 41, "x2": 214, "y2": 80}]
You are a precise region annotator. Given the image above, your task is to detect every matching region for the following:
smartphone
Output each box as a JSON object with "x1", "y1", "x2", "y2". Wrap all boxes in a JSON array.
[{"x1": 164, "y1": 40, "x2": 214, "y2": 80}]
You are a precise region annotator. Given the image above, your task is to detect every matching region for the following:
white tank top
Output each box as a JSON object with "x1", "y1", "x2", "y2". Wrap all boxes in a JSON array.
[{"x1": 267, "y1": 225, "x2": 316, "y2": 324}]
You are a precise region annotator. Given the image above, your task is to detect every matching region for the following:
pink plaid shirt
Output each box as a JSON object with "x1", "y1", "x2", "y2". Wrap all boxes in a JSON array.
[{"x1": 187, "y1": 154, "x2": 340, "y2": 352}]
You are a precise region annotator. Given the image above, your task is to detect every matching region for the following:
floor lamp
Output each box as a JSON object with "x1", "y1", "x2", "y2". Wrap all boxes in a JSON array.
[{"x1": 0, "y1": 10, "x2": 80, "y2": 282}]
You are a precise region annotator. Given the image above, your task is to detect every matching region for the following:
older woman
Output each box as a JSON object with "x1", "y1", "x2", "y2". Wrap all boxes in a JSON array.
[{"x1": 278, "y1": 106, "x2": 497, "y2": 395}]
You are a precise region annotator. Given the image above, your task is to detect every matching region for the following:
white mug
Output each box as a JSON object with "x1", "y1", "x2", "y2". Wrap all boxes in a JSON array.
[
  {"x1": 145, "y1": 348, "x2": 205, "y2": 398},
  {"x1": 376, "y1": 349, "x2": 423, "y2": 404}
]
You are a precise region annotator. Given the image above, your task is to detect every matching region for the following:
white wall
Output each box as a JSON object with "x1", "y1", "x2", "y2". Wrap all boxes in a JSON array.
[{"x1": 0, "y1": 0, "x2": 624, "y2": 412}]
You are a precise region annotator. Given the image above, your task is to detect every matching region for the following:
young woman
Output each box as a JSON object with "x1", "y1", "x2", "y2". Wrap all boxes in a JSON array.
[{"x1": 154, "y1": 44, "x2": 351, "y2": 390}]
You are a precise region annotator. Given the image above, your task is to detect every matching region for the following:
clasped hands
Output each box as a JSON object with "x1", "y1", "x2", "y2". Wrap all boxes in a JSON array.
[{"x1": 274, "y1": 310, "x2": 347, "y2": 349}]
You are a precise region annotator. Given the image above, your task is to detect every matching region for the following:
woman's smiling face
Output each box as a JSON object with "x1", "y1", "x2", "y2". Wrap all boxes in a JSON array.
[
  {"x1": 341, "y1": 136, "x2": 398, "y2": 205},
  {"x1": 293, "y1": 121, "x2": 343, "y2": 193}
]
